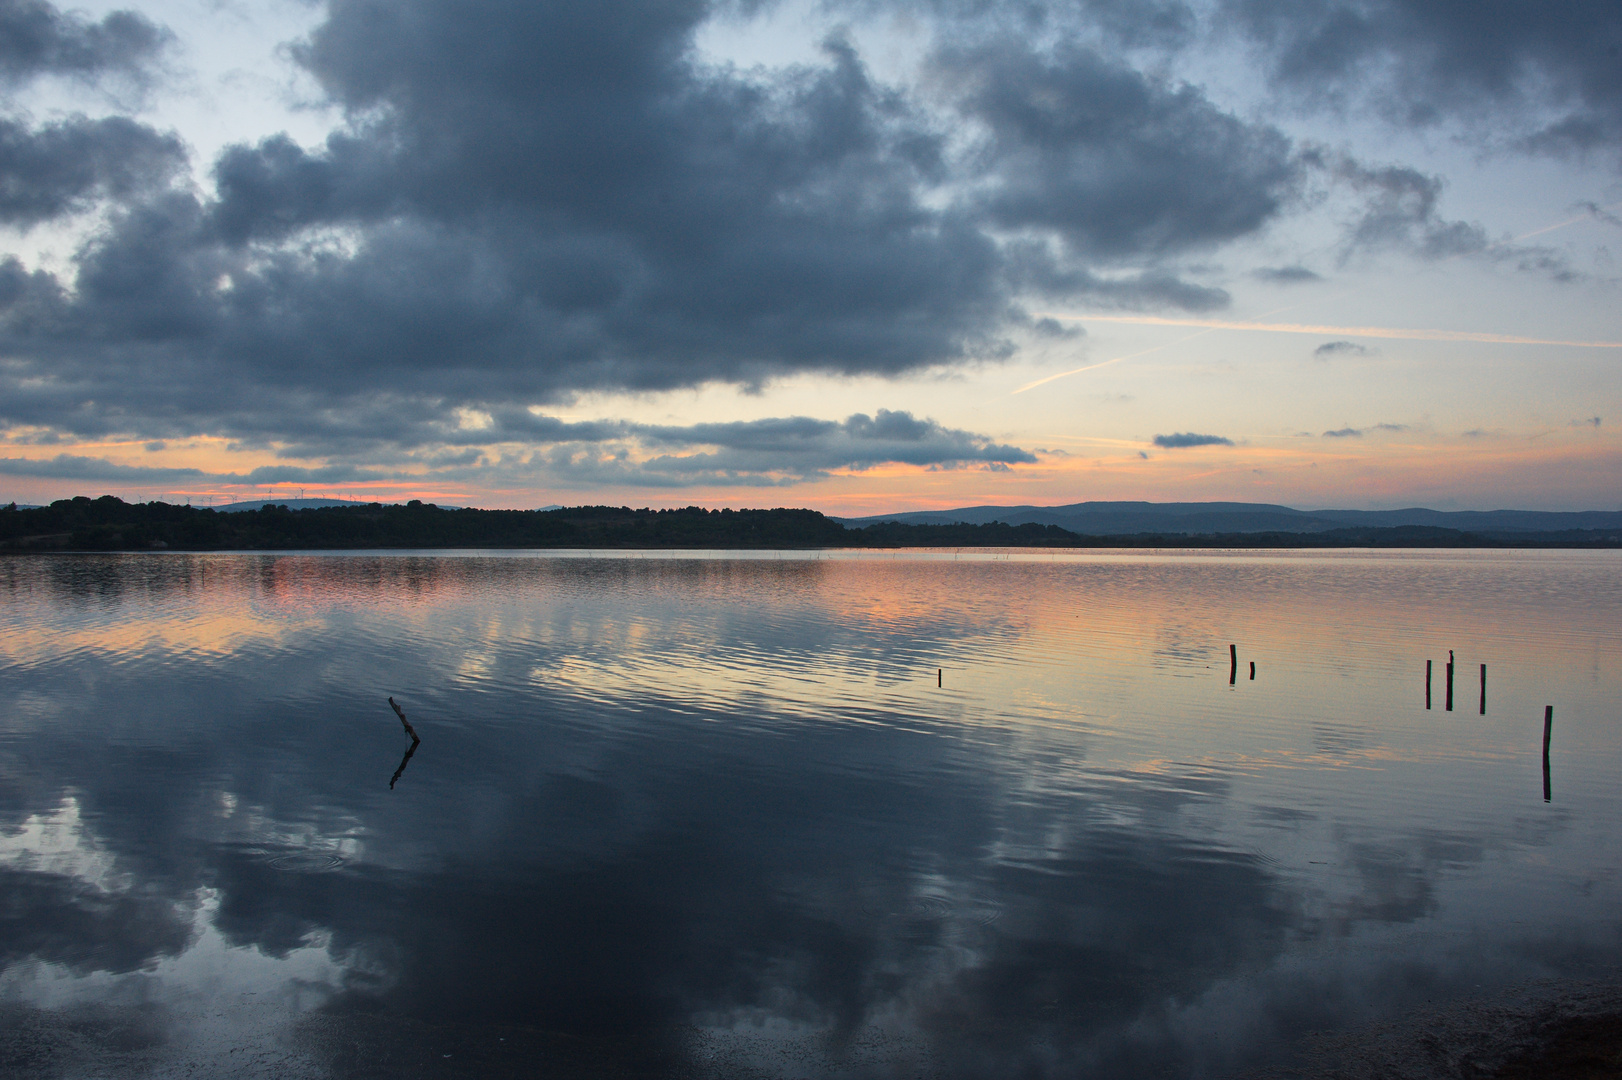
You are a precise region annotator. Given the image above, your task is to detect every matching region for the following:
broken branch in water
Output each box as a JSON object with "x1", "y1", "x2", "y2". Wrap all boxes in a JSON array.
[
  {"x1": 388, "y1": 696, "x2": 421, "y2": 742},
  {"x1": 390, "y1": 738, "x2": 419, "y2": 790},
  {"x1": 386, "y1": 697, "x2": 422, "y2": 790}
]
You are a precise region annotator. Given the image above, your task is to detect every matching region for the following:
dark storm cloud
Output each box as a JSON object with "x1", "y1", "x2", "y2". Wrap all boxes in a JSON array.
[
  {"x1": 0, "y1": 115, "x2": 185, "y2": 226},
  {"x1": 0, "y1": 0, "x2": 1335, "y2": 452},
  {"x1": 0, "y1": 0, "x2": 169, "y2": 86},
  {"x1": 1152, "y1": 432, "x2": 1233, "y2": 448},
  {"x1": 1221, "y1": 0, "x2": 1622, "y2": 158},
  {"x1": 0, "y1": 8, "x2": 1012, "y2": 440}
]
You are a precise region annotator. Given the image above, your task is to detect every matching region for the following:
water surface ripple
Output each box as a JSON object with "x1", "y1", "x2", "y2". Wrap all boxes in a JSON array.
[{"x1": 1, "y1": 549, "x2": 1619, "y2": 1078}]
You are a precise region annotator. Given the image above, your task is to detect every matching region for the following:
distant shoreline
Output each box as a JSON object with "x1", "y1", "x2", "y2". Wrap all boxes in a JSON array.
[{"x1": 4, "y1": 497, "x2": 1619, "y2": 552}]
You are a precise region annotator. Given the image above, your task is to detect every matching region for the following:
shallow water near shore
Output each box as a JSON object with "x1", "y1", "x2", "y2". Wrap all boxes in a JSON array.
[{"x1": 2, "y1": 548, "x2": 1620, "y2": 1078}]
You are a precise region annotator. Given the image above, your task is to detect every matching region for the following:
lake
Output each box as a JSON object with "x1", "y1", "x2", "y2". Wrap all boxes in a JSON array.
[{"x1": 2, "y1": 549, "x2": 1620, "y2": 1078}]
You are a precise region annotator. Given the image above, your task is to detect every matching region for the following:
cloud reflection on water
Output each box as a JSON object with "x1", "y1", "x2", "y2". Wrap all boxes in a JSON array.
[{"x1": 0, "y1": 551, "x2": 1619, "y2": 1076}]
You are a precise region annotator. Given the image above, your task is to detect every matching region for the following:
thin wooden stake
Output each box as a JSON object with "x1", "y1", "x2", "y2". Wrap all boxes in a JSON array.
[
  {"x1": 1426, "y1": 659, "x2": 1432, "y2": 710},
  {"x1": 1543, "y1": 705, "x2": 1553, "y2": 803},
  {"x1": 1229, "y1": 643, "x2": 1237, "y2": 685},
  {"x1": 1479, "y1": 664, "x2": 1486, "y2": 715},
  {"x1": 937, "y1": 668, "x2": 942, "y2": 688}
]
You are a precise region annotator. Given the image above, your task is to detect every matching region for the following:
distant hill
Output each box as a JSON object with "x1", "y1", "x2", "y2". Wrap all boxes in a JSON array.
[
  {"x1": 215, "y1": 498, "x2": 467, "y2": 512},
  {"x1": 214, "y1": 498, "x2": 380, "y2": 512},
  {"x1": 839, "y1": 501, "x2": 1622, "y2": 536}
]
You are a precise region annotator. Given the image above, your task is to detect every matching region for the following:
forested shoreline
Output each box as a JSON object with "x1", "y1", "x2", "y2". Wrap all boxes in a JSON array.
[{"x1": 3, "y1": 496, "x2": 1619, "y2": 551}]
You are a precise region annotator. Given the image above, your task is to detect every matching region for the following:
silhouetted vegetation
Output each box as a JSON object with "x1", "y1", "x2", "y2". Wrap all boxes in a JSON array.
[{"x1": 1, "y1": 496, "x2": 1618, "y2": 551}]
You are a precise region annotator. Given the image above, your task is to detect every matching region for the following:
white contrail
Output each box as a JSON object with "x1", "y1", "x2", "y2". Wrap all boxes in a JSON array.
[
  {"x1": 1029, "y1": 313, "x2": 1622, "y2": 348},
  {"x1": 1013, "y1": 329, "x2": 1218, "y2": 394}
]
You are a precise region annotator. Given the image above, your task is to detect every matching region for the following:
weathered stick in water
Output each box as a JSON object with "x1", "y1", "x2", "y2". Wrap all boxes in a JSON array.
[
  {"x1": 1479, "y1": 664, "x2": 1486, "y2": 715},
  {"x1": 1426, "y1": 659, "x2": 1432, "y2": 710},
  {"x1": 1445, "y1": 651, "x2": 1454, "y2": 711},
  {"x1": 937, "y1": 668, "x2": 942, "y2": 688},
  {"x1": 389, "y1": 696, "x2": 421, "y2": 742},
  {"x1": 1249, "y1": 661, "x2": 1255, "y2": 680},
  {"x1": 1230, "y1": 644, "x2": 1237, "y2": 685}
]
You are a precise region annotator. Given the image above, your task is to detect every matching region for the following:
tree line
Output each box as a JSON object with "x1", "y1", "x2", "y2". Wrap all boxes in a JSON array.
[{"x1": 2, "y1": 496, "x2": 1617, "y2": 551}]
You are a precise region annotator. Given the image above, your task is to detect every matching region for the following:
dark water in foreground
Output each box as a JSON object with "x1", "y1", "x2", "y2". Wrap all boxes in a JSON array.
[{"x1": 2, "y1": 549, "x2": 1620, "y2": 1078}]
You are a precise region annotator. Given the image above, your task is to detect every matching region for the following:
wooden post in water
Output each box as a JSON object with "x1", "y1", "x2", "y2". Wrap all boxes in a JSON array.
[
  {"x1": 1445, "y1": 650, "x2": 1454, "y2": 711},
  {"x1": 1543, "y1": 705, "x2": 1553, "y2": 802},
  {"x1": 1479, "y1": 664, "x2": 1486, "y2": 714},
  {"x1": 1230, "y1": 643, "x2": 1237, "y2": 685},
  {"x1": 937, "y1": 668, "x2": 942, "y2": 688},
  {"x1": 1249, "y1": 661, "x2": 1255, "y2": 680},
  {"x1": 1426, "y1": 659, "x2": 1432, "y2": 710}
]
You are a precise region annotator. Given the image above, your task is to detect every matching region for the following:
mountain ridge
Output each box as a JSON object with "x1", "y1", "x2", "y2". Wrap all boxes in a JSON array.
[{"x1": 836, "y1": 501, "x2": 1622, "y2": 535}]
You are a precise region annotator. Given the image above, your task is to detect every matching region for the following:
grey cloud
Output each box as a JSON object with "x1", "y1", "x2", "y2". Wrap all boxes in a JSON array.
[
  {"x1": 0, "y1": 453, "x2": 211, "y2": 482},
  {"x1": 0, "y1": 116, "x2": 186, "y2": 226},
  {"x1": 1305, "y1": 150, "x2": 1576, "y2": 277},
  {"x1": 1373, "y1": 423, "x2": 1408, "y2": 432},
  {"x1": 941, "y1": 40, "x2": 1298, "y2": 259},
  {"x1": 0, "y1": 409, "x2": 1036, "y2": 490},
  {"x1": 1252, "y1": 265, "x2": 1320, "y2": 283},
  {"x1": 1221, "y1": 0, "x2": 1622, "y2": 160},
  {"x1": 1030, "y1": 316, "x2": 1082, "y2": 339},
  {"x1": 834, "y1": 0, "x2": 1198, "y2": 51},
  {"x1": 0, "y1": 452, "x2": 389, "y2": 486},
  {"x1": 635, "y1": 409, "x2": 1035, "y2": 477},
  {"x1": 0, "y1": 0, "x2": 1324, "y2": 455},
  {"x1": 1005, "y1": 243, "x2": 1231, "y2": 310},
  {"x1": 1152, "y1": 432, "x2": 1233, "y2": 448},
  {"x1": 1314, "y1": 340, "x2": 1367, "y2": 358},
  {"x1": 1313, "y1": 153, "x2": 1489, "y2": 258},
  {"x1": 0, "y1": 8, "x2": 1011, "y2": 437},
  {"x1": 1322, "y1": 427, "x2": 1361, "y2": 438},
  {"x1": 0, "y1": 0, "x2": 169, "y2": 86}
]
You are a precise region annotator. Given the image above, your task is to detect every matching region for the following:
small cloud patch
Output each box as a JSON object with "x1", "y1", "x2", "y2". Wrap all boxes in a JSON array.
[
  {"x1": 1322, "y1": 427, "x2": 1362, "y2": 438},
  {"x1": 1152, "y1": 432, "x2": 1233, "y2": 449},
  {"x1": 1254, "y1": 265, "x2": 1322, "y2": 284},
  {"x1": 1315, "y1": 340, "x2": 1369, "y2": 358}
]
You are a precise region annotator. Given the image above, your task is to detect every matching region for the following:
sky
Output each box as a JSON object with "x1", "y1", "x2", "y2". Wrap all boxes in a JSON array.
[{"x1": 0, "y1": 0, "x2": 1618, "y2": 512}]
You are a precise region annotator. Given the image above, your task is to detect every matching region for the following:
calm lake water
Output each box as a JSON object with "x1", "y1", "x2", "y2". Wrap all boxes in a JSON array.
[{"x1": 2, "y1": 549, "x2": 1620, "y2": 1078}]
